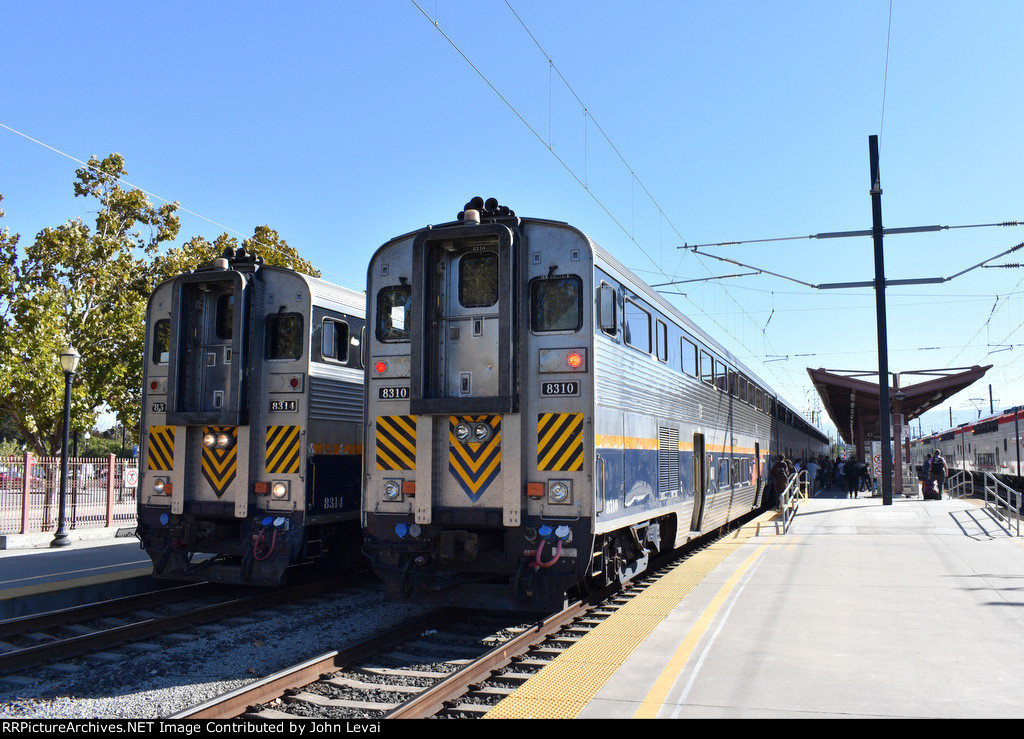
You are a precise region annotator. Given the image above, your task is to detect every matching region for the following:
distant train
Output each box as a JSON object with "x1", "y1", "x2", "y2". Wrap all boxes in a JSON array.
[
  {"x1": 361, "y1": 197, "x2": 828, "y2": 612},
  {"x1": 911, "y1": 408, "x2": 1024, "y2": 481},
  {"x1": 137, "y1": 249, "x2": 365, "y2": 585}
]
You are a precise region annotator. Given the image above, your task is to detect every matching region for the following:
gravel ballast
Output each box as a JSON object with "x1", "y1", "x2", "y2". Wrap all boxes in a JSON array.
[{"x1": 0, "y1": 587, "x2": 429, "y2": 719}]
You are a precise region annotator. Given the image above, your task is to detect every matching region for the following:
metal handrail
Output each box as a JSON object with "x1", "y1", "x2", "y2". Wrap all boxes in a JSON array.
[
  {"x1": 946, "y1": 470, "x2": 970, "y2": 500},
  {"x1": 779, "y1": 473, "x2": 801, "y2": 534},
  {"x1": 894, "y1": 472, "x2": 918, "y2": 497},
  {"x1": 982, "y1": 472, "x2": 1021, "y2": 536},
  {"x1": 796, "y1": 469, "x2": 810, "y2": 500}
]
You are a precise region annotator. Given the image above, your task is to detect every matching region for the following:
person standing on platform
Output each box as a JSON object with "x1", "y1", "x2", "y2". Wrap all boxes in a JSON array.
[
  {"x1": 846, "y1": 458, "x2": 859, "y2": 498},
  {"x1": 766, "y1": 455, "x2": 786, "y2": 507},
  {"x1": 930, "y1": 449, "x2": 949, "y2": 497},
  {"x1": 805, "y1": 456, "x2": 820, "y2": 495},
  {"x1": 920, "y1": 453, "x2": 932, "y2": 497},
  {"x1": 858, "y1": 461, "x2": 871, "y2": 494}
]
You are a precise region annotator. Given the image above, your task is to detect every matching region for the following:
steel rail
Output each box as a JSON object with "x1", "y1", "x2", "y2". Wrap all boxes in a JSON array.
[
  {"x1": 385, "y1": 599, "x2": 596, "y2": 718},
  {"x1": 0, "y1": 582, "x2": 216, "y2": 640},
  {"x1": 172, "y1": 609, "x2": 457, "y2": 719},
  {"x1": 0, "y1": 579, "x2": 342, "y2": 676}
]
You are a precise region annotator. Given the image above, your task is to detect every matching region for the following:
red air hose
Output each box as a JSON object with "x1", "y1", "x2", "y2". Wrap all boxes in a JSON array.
[
  {"x1": 531, "y1": 538, "x2": 563, "y2": 570},
  {"x1": 253, "y1": 528, "x2": 277, "y2": 561}
]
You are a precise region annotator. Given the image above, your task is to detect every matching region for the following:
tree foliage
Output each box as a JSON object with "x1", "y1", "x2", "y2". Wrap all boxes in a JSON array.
[
  {"x1": 0, "y1": 155, "x2": 180, "y2": 455},
  {"x1": 152, "y1": 226, "x2": 320, "y2": 286},
  {"x1": 0, "y1": 154, "x2": 318, "y2": 456}
]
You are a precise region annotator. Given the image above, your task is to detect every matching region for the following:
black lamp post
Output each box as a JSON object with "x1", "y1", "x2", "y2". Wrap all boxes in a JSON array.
[{"x1": 51, "y1": 346, "x2": 80, "y2": 548}]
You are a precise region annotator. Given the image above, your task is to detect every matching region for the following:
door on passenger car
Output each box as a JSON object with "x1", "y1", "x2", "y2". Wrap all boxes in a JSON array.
[{"x1": 691, "y1": 433, "x2": 706, "y2": 531}]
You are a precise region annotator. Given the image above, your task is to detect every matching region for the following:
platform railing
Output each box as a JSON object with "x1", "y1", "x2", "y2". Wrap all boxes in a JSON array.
[
  {"x1": 796, "y1": 470, "x2": 810, "y2": 500},
  {"x1": 982, "y1": 472, "x2": 1022, "y2": 537},
  {"x1": 0, "y1": 452, "x2": 137, "y2": 536},
  {"x1": 892, "y1": 472, "x2": 919, "y2": 498},
  {"x1": 947, "y1": 470, "x2": 971, "y2": 500},
  {"x1": 779, "y1": 473, "x2": 801, "y2": 534}
]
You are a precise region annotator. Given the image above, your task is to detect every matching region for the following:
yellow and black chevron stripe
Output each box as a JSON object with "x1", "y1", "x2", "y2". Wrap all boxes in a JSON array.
[
  {"x1": 376, "y1": 415, "x2": 417, "y2": 471},
  {"x1": 266, "y1": 425, "x2": 301, "y2": 474},
  {"x1": 201, "y1": 426, "x2": 237, "y2": 498},
  {"x1": 449, "y1": 415, "x2": 501, "y2": 502},
  {"x1": 147, "y1": 426, "x2": 175, "y2": 472},
  {"x1": 537, "y1": 412, "x2": 584, "y2": 472}
]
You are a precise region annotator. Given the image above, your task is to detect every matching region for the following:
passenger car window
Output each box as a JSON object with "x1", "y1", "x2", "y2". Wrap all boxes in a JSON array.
[
  {"x1": 715, "y1": 361, "x2": 728, "y2": 392},
  {"x1": 656, "y1": 320, "x2": 668, "y2": 362},
  {"x1": 681, "y1": 337, "x2": 697, "y2": 377},
  {"x1": 597, "y1": 284, "x2": 617, "y2": 335},
  {"x1": 152, "y1": 319, "x2": 170, "y2": 365},
  {"x1": 377, "y1": 286, "x2": 412, "y2": 342},
  {"x1": 623, "y1": 300, "x2": 651, "y2": 353},
  {"x1": 700, "y1": 350, "x2": 714, "y2": 385},
  {"x1": 265, "y1": 313, "x2": 303, "y2": 360},
  {"x1": 459, "y1": 252, "x2": 498, "y2": 308},
  {"x1": 215, "y1": 294, "x2": 233, "y2": 339},
  {"x1": 321, "y1": 318, "x2": 349, "y2": 363},
  {"x1": 531, "y1": 276, "x2": 582, "y2": 332}
]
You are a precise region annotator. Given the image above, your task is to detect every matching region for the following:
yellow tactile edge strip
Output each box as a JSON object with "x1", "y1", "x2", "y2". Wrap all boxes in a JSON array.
[
  {"x1": 0, "y1": 567, "x2": 153, "y2": 602},
  {"x1": 483, "y1": 513, "x2": 780, "y2": 719}
]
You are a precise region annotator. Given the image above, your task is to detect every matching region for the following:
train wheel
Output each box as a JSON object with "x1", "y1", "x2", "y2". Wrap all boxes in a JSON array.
[
  {"x1": 611, "y1": 537, "x2": 632, "y2": 586},
  {"x1": 400, "y1": 556, "x2": 418, "y2": 597}
]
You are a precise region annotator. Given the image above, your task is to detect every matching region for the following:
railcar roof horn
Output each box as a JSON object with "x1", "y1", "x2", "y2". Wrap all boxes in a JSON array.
[{"x1": 457, "y1": 196, "x2": 516, "y2": 223}]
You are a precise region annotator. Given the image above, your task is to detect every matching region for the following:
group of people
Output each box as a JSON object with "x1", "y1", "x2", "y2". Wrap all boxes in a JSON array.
[
  {"x1": 767, "y1": 454, "x2": 874, "y2": 499},
  {"x1": 919, "y1": 449, "x2": 949, "y2": 496},
  {"x1": 765, "y1": 449, "x2": 950, "y2": 501}
]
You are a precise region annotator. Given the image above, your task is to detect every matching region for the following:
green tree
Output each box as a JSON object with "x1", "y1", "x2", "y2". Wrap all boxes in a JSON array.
[
  {"x1": 0, "y1": 155, "x2": 180, "y2": 455},
  {"x1": 0, "y1": 155, "x2": 321, "y2": 457},
  {"x1": 151, "y1": 225, "x2": 320, "y2": 286}
]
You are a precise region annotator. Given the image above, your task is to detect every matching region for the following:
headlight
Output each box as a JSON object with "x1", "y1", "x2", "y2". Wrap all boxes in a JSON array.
[
  {"x1": 271, "y1": 481, "x2": 288, "y2": 499},
  {"x1": 454, "y1": 423, "x2": 471, "y2": 442},
  {"x1": 473, "y1": 423, "x2": 491, "y2": 442},
  {"x1": 550, "y1": 481, "x2": 570, "y2": 503},
  {"x1": 203, "y1": 433, "x2": 216, "y2": 448},
  {"x1": 154, "y1": 478, "x2": 166, "y2": 494},
  {"x1": 383, "y1": 480, "x2": 402, "y2": 500},
  {"x1": 215, "y1": 433, "x2": 231, "y2": 449}
]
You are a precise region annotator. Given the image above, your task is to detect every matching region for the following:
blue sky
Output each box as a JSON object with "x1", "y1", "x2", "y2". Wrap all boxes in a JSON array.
[{"x1": 2, "y1": 1, "x2": 1022, "y2": 442}]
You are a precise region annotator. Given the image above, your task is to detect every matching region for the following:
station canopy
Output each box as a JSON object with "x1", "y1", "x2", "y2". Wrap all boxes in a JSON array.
[{"x1": 807, "y1": 365, "x2": 992, "y2": 446}]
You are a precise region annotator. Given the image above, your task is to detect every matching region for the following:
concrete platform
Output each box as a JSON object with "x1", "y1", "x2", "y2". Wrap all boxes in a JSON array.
[
  {"x1": 0, "y1": 528, "x2": 159, "y2": 619},
  {"x1": 485, "y1": 492, "x2": 1024, "y2": 719}
]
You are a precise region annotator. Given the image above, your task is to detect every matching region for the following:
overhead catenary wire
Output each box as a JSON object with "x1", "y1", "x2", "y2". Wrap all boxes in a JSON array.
[
  {"x1": 413, "y1": 0, "x2": 803, "y2": 403},
  {"x1": 682, "y1": 221, "x2": 1022, "y2": 250},
  {"x1": 879, "y1": 0, "x2": 894, "y2": 139},
  {"x1": 664, "y1": 235, "x2": 1024, "y2": 292}
]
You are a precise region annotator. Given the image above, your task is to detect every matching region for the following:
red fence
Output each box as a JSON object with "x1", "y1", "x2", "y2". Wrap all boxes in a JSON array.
[{"x1": 0, "y1": 452, "x2": 137, "y2": 536}]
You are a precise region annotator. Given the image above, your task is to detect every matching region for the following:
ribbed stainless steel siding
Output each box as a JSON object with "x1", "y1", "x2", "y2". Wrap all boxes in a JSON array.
[{"x1": 309, "y1": 376, "x2": 362, "y2": 423}]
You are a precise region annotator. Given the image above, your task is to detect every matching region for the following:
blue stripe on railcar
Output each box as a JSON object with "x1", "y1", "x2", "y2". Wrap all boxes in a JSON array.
[{"x1": 596, "y1": 446, "x2": 762, "y2": 524}]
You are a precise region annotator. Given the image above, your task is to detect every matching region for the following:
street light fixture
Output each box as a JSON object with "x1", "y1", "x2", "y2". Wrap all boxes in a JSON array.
[{"x1": 51, "y1": 346, "x2": 80, "y2": 548}]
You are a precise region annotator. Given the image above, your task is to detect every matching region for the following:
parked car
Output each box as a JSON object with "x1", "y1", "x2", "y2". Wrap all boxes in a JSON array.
[{"x1": 0, "y1": 466, "x2": 47, "y2": 492}]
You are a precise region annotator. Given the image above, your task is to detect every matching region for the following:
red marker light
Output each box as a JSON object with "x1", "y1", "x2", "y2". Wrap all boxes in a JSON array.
[
  {"x1": 150, "y1": 381, "x2": 159, "y2": 390},
  {"x1": 566, "y1": 352, "x2": 583, "y2": 369},
  {"x1": 375, "y1": 361, "x2": 387, "y2": 374},
  {"x1": 289, "y1": 377, "x2": 299, "y2": 388}
]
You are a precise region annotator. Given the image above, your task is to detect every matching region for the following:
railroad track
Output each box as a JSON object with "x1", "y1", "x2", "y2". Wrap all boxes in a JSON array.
[
  {"x1": 173, "y1": 599, "x2": 605, "y2": 720},
  {"x1": 173, "y1": 533, "x2": 727, "y2": 720},
  {"x1": 0, "y1": 576, "x2": 359, "y2": 681}
]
